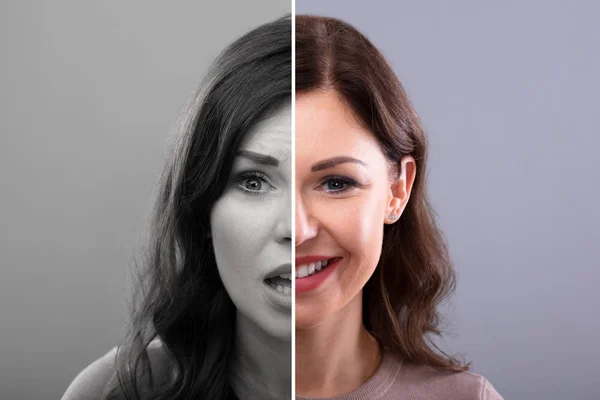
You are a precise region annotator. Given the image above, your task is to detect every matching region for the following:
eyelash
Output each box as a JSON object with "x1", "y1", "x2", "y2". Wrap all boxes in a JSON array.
[
  {"x1": 318, "y1": 175, "x2": 360, "y2": 194},
  {"x1": 236, "y1": 171, "x2": 274, "y2": 195}
]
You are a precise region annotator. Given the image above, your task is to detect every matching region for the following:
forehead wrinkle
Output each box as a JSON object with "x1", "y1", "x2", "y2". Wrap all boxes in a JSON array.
[
  {"x1": 242, "y1": 112, "x2": 291, "y2": 166},
  {"x1": 243, "y1": 132, "x2": 290, "y2": 160}
]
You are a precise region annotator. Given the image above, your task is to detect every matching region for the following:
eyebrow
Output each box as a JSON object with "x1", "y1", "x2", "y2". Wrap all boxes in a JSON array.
[
  {"x1": 235, "y1": 150, "x2": 280, "y2": 166},
  {"x1": 311, "y1": 156, "x2": 367, "y2": 172}
]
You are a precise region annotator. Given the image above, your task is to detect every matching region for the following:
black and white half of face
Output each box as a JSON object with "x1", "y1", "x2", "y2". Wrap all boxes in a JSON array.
[{"x1": 210, "y1": 103, "x2": 292, "y2": 340}]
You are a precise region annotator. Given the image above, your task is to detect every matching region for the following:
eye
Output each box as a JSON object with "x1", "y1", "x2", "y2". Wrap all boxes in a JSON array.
[
  {"x1": 237, "y1": 172, "x2": 274, "y2": 194},
  {"x1": 319, "y1": 176, "x2": 359, "y2": 193},
  {"x1": 243, "y1": 177, "x2": 262, "y2": 191}
]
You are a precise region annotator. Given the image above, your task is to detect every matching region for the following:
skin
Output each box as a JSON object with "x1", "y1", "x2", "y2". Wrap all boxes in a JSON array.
[
  {"x1": 295, "y1": 90, "x2": 416, "y2": 397},
  {"x1": 211, "y1": 103, "x2": 292, "y2": 399}
]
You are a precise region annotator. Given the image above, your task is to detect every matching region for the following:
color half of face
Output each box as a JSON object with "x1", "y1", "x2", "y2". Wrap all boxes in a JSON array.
[
  {"x1": 211, "y1": 103, "x2": 292, "y2": 340},
  {"x1": 295, "y1": 90, "x2": 397, "y2": 329}
]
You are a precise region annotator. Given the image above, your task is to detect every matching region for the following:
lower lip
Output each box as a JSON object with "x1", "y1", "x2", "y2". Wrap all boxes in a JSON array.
[
  {"x1": 295, "y1": 258, "x2": 340, "y2": 294},
  {"x1": 262, "y1": 280, "x2": 292, "y2": 311}
]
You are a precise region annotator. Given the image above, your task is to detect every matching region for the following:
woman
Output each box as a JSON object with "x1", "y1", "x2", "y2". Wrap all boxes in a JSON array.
[
  {"x1": 62, "y1": 16, "x2": 292, "y2": 400},
  {"x1": 294, "y1": 15, "x2": 502, "y2": 399}
]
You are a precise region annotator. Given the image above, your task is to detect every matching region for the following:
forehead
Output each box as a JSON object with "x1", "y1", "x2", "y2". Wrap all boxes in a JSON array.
[
  {"x1": 240, "y1": 103, "x2": 292, "y2": 162},
  {"x1": 295, "y1": 90, "x2": 384, "y2": 166}
]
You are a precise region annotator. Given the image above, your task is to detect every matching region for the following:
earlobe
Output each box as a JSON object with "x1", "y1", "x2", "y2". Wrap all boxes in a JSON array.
[
  {"x1": 385, "y1": 196, "x2": 403, "y2": 224},
  {"x1": 386, "y1": 213, "x2": 400, "y2": 222},
  {"x1": 385, "y1": 182, "x2": 404, "y2": 225}
]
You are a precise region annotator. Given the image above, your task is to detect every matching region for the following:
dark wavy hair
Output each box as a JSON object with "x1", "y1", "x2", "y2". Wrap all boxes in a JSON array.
[
  {"x1": 105, "y1": 15, "x2": 291, "y2": 399},
  {"x1": 296, "y1": 15, "x2": 469, "y2": 372}
]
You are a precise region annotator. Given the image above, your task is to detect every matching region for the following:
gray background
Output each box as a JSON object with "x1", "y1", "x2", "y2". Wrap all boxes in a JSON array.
[
  {"x1": 0, "y1": 1, "x2": 289, "y2": 399},
  {"x1": 295, "y1": 1, "x2": 599, "y2": 399}
]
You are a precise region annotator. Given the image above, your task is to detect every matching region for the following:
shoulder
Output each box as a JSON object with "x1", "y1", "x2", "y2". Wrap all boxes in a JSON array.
[
  {"x1": 61, "y1": 340, "x2": 171, "y2": 400},
  {"x1": 387, "y1": 353, "x2": 503, "y2": 399},
  {"x1": 61, "y1": 347, "x2": 118, "y2": 400},
  {"x1": 424, "y1": 369, "x2": 503, "y2": 400}
]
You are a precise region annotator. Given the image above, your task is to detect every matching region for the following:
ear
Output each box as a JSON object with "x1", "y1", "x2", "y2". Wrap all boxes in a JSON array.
[{"x1": 385, "y1": 155, "x2": 417, "y2": 224}]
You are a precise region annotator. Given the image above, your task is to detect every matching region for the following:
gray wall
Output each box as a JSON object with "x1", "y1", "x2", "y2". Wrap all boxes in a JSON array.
[
  {"x1": 295, "y1": 1, "x2": 599, "y2": 399},
  {"x1": 0, "y1": 1, "x2": 289, "y2": 399}
]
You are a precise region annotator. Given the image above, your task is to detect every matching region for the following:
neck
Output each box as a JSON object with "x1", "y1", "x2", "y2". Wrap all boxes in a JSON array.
[
  {"x1": 233, "y1": 313, "x2": 292, "y2": 399},
  {"x1": 295, "y1": 292, "x2": 382, "y2": 398}
]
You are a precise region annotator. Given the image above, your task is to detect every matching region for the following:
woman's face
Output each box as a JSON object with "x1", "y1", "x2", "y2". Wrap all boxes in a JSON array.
[
  {"x1": 295, "y1": 90, "x2": 412, "y2": 329},
  {"x1": 211, "y1": 103, "x2": 292, "y2": 340}
]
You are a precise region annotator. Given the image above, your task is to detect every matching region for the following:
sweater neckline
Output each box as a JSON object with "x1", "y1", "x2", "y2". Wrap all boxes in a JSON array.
[{"x1": 295, "y1": 350, "x2": 402, "y2": 400}]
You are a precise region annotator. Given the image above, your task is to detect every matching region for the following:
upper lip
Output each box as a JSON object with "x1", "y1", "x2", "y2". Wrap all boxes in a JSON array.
[
  {"x1": 264, "y1": 263, "x2": 291, "y2": 280},
  {"x1": 295, "y1": 256, "x2": 338, "y2": 266}
]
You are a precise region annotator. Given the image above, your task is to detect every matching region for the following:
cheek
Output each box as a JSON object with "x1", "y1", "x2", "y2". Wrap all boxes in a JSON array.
[
  {"x1": 210, "y1": 193, "x2": 270, "y2": 282},
  {"x1": 326, "y1": 192, "x2": 386, "y2": 263},
  {"x1": 323, "y1": 185, "x2": 391, "y2": 300}
]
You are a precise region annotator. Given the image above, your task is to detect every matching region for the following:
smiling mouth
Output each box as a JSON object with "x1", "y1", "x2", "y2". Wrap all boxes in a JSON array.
[
  {"x1": 264, "y1": 273, "x2": 291, "y2": 294},
  {"x1": 296, "y1": 258, "x2": 341, "y2": 279}
]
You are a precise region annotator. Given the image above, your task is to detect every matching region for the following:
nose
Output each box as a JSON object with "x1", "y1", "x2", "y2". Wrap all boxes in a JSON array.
[
  {"x1": 295, "y1": 192, "x2": 318, "y2": 246},
  {"x1": 274, "y1": 190, "x2": 292, "y2": 244}
]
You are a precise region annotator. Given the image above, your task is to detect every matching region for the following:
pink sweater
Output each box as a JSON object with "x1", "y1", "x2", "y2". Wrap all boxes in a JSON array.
[
  {"x1": 63, "y1": 344, "x2": 502, "y2": 399},
  {"x1": 296, "y1": 351, "x2": 503, "y2": 400}
]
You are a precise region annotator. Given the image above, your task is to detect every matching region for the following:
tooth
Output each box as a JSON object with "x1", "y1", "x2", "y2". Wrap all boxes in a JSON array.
[
  {"x1": 308, "y1": 263, "x2": 315, "y2": 275},
  {"x1": 279, "y1": 273, "x2": 290, "y2": 280},
  {"x1": 316, "y1": 262, "x2": 322, "y2": 271},
  {"x1": 296, "y1": 265, "x2": 308, "y2": 278},
  {"x1": 277, "y1": 285, "x2": 284, "y2": 293},
  {"x1": 323, "y1": 259, "x2": 329, "y2": 267},
  {"x1": 283, "y1": 286, "x2": 290, "y2": 294}
]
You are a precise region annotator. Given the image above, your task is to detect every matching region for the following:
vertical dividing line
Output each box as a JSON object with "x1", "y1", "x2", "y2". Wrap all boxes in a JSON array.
[{"x1": 290, "y1": 1, "x2": 296, "y2": 398}]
